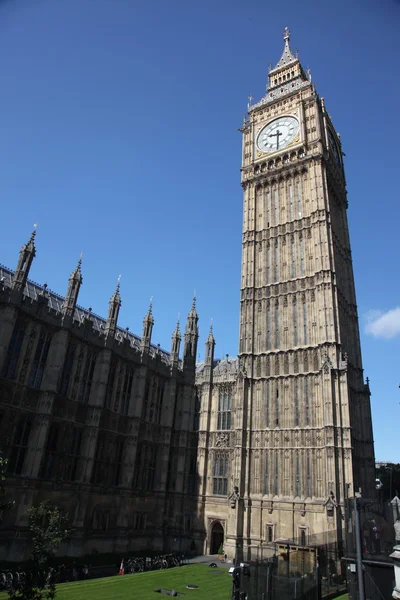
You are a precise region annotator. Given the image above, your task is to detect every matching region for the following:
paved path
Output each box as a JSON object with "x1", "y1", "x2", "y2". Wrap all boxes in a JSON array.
[{"x1": 189, "y1": 555, "x2": 231, "y2": 567}]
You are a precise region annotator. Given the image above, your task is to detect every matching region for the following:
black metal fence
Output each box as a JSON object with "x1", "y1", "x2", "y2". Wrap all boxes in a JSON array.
[{"x1": 231, "y1": 541, "x2": 347, "y2": 600}]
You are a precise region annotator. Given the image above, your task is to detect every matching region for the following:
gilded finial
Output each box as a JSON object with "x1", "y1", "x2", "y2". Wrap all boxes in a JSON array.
[
  {"x1": 247, "y1": 93, "x2": 253, "y2": 109},
  {"x1": 210, "y1": 317, "x2": 213, "y2": 332},
  {"x1": 283, "y1": 26, "x2": 290, "y2": 41},
  {"x1": 116, "y1": 274, "x2": 121, "y2": 290},
  {"x1": 30, "y1": 221, "x2": 38, "y2": 241}
]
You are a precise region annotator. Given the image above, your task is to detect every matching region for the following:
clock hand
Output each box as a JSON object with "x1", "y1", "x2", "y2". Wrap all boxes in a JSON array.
[{"x1": 269, "y1": 129, "x2": 282, "y2": 150}]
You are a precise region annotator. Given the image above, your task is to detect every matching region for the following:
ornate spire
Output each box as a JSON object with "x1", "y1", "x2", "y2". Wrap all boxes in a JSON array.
[
  {"x1": 63, "y1": 254, "x2": 83, "y2": 317},
  {"x1": 170, "y1": 314, "x2": 181, "y2": 366},
  {"x1": 140, "y1": 297, "x2": 154, "y2": 353},
  {"x1": 270, "y1": 26, "x2": 297, "y2": 71},
  {"x1": 12, "y1": 224, "x2": 38, "y2": 291},
  {"x1": 183, "y1": 294, "x2": 199, "y2": 370},
  {"x1": 205, "y1": 319, "x2": 216, "y2": 367},
  {"x1": 206, "y1": 319, "x2": 215, "y2": 344},
  {"x1": 105, "y1": 275, "x2": 122, "y2": 336}
]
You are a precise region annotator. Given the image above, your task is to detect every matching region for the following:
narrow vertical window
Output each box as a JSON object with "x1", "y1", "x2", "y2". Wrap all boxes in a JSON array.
[
  {"x1": 266, "y1": 305, "x2": 271, "y2": 350},
  {"x1": 121, "y1": 368, "x2": 134, "y2": 416},
  {"x1": 213, "y1": 453, "x2": 229, "y2": 496},
  {"x1": 79, "y1": 351, "x2": 97, "y2": 403},
  {"x1": 300, "y1": 235, "x2": 305, "y2": 276},
  {"x1": 307, "y1": 453, "x2": 311, "y2": 497},
  {"x1": 275, "y1": 301, "x2": 279, "y2": 348},
  {"x1": 273, "y1": 189, "x2": 278, "y2": 226},
  {"x1": 2, "y1": 319, "x2": 25, "y2": 380},
  {"x1": 289, "y1": 184, "x2": 294, "y2": 221},
  {"x1": 305, "y1": 378, "x2": 310, "y2": 426},
  {"x1": 293, "y1": 298, "x2": 298, "y2": 346},
  {"x1": 266, "y1": 189, "x2": 270, "y2": 226},
  {"x1": 28, "y1": 328, "x2": 51, "y2": 389},
  {"x1": 265, "y1": 452, "x2": 269, "y2": 494},
  {"x1": 295, "y1": 453, "x2": 301, "y2": 497},
  {"x1": 274, "y1": 242, "x2": 279, "y2": 282},
  {"x1": 303, "y1": 299, "x2": 307, "y2": 345},
  {"x1": 297, "y1": 181, "x2": 302, "y2": 218},
  {"x1": 105, "y1": 357, "x2": 118, "y2": 409},
  {"x1": 295, "y1": 379, "x2": 299, "y2": 426},
  {"x1": 275, "y1": 387, "x2": 279, "y2": 427},
  {"x1": 265, "y1": 382, "x2": 269, "y2": 428},
  {"x1": 218, "y1": 388, "x2": 232, "y2": 430},
  {"x1": 60, "y1": 343, "x2": 76, "y2": 396},
  {"x1": 266, "y1": 244, "x2": 270, "y2": 284},
  {"x1": 291, "y1": 237, "x2": 296, "y2": 278},
  {"x1": 8, "y1": 416, "x2": 32, "y2": 475},
  {"x1": 275, "y1": 452, "x2": 279, "y2": 495}
]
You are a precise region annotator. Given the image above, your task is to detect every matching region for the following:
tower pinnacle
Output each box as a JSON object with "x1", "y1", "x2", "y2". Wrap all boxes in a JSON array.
[
  {"x1": 140, "y1": 297, "x2": 154, "y2": 353},
  {"x1": 63, "y1": 255, "x2": 83, "y2": 317},
  {"x1": 105, "y1": 275, "x2": 122, "y2": 336},
  {"x1": 12, "y1": 224, "x2": 38, "y2": 291}
]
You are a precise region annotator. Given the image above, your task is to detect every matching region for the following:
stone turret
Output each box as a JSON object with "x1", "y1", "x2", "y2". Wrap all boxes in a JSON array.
[
  {"x1": 105, "y1": 276, "x2": 121, "y2": 337},
  {"x1": 12, "y1": 225, "x2": 37, "y2": 292},
  {"x1": 205, "y1": 322, "x2": 215, "y2": 366},
  {"x1": 63, "y1": 255, "x2": 83, "y2": 317},
  {"x1": 140, "y1": 298, "x2": 154, "y2": 353},
  {"x1": 170, "y1": 317, "x2": 181, "y2": 367},
  {"x1": 183, "y1": 296, "x2": 199, "y2": 370}
]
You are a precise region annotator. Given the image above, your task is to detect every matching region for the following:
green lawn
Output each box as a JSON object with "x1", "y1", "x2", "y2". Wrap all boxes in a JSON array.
[{"x1": 0, "y1": 564, "x2": 232, "y2": 600}]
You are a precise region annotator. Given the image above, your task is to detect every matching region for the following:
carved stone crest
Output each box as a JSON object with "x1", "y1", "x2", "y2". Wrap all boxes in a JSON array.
[{"x1": 215, "y1": 432, "x2": 229, "y2": 448}]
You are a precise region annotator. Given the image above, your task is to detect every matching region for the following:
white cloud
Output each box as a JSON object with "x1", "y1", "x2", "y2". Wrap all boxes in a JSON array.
[{"x1": 365, "y1": 307, "x2": 400, "y2": 339}]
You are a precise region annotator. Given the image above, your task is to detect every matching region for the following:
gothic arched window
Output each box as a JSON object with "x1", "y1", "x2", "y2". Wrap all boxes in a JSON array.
[
  {"x1": 217, "y1": 387, "x2": 232, "y2": 430},
  {"x1": 212, "y1": 453, "x2": 229, "y2": 496},
  {"x1": 2, "y1": 319, "x2": 25, "y2": 380}
]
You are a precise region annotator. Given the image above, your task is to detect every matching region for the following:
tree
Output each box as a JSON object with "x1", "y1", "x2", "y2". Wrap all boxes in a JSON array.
[
  {"x1": 8, "y1": 501, "x2": 70, "y2": 600},
  {"x1": 0, "y1": 452, "x2": 14, "y2": 520}
]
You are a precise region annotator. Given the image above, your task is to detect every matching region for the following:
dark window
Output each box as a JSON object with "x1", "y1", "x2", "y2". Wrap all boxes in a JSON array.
[
  {"x1": 267, "y1": 526, "x2": 273, "y2": 543},
  {"x1": 78, "y1": 351, "x2": 96, "y2": 403},
  {"x1": 265, "y1": 452, "x2": 269, "y2": 495},
  {"x1": 212, "y1": 453, "x2": 229, "y2": 496},
  {"x1": 2, "y1": 319, "x2": 25, "y2": 380},
  {"x1": 8, "y1": 415, "x2": 32, "y2": 475},
  {"x1": 59, "y1": 343, "x2": 76, "y2": 396},
  {"x1": 133, "y1": 443, "x2": 157, "y2": 491},
  {"x1": 300, "y1": 529, "x2": 306, "y2": 546},
  {"x1": 145, "y1": 377, "x2": 165, "y2": 424},
  {"x1": 113, "y1": 439, "x2": 124, "y2": 486},
  {"x1": 105, "y1": 357, "x2": 118, "y2": 408},
  {"x1": 40, "y1": 423, "x2": 82, "y2": 481},
  {"x1": 28, "y1": 328, "x2": 51, "y2": 389},
  {"x1": 217, "y1": 388, "x2": 232, "y2": 430},
  {"x1": 92, "y1": 434, "x2": 125, "y2": 487},
  {"x1": 120, "y1": 368, "x2": 134, "y2": 416}
]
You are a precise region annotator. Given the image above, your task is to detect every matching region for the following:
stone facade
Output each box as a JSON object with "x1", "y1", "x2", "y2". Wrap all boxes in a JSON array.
[
  {"x1": 0, "y1": 234, "x2": 201, "y2": 561},
  {"x1": 195, "y1": 29, "x2": 375, "y2": 562},
  {"x1": 0, "y1": 29, "x2": 375, "y2": 564}
]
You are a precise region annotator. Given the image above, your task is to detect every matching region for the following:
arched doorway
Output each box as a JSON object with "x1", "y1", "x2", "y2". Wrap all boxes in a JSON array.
[{"x1": 210, "y1": 522, "x2": 224, "y2": 554}]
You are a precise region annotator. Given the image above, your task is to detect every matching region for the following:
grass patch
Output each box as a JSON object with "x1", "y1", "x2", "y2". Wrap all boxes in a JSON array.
[
  {"x1": 0, "y1": 564, "x2": 232, "y2": 600},
  {"x1": 332, "y1": 595, "x2": 349, "y2": 600}
]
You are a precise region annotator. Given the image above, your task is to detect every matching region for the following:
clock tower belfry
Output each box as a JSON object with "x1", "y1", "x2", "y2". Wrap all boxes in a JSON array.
[{"x1": 235, "y1": 27, "x2": 375, "y2": 554}]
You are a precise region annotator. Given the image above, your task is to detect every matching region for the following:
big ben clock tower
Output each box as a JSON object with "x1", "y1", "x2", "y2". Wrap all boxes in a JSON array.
[{"x1": 233, "y1": 27, "x2": 375, "y2": 556}]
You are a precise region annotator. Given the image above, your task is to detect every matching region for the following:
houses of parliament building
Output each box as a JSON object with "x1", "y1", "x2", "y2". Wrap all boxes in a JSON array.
[{"x1": 0, "y1": 29, "x2": 375, "y2": 562}]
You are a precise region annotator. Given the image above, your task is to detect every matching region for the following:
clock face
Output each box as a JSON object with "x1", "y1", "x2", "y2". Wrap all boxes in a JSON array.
[
  {"x1": 328, "y1": 129, "x2": 341, "y2": 167},
  {"x1": 257, "y1": 116, "x2": 300, "y2": 154}
]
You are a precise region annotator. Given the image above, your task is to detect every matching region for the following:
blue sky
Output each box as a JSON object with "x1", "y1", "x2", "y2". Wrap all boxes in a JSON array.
[{"x1": 0, "y1": 0, "x2": 399, "y2": 462}]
